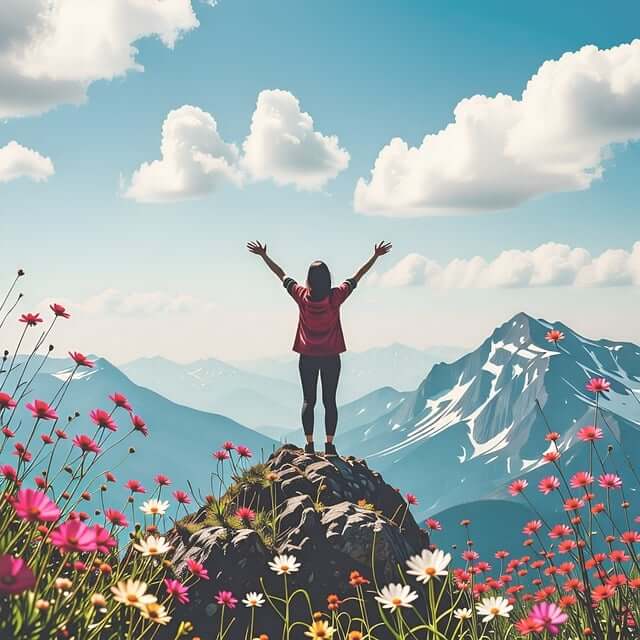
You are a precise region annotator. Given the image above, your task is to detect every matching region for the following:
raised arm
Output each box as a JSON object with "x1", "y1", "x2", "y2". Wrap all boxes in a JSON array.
[
  {"x1": 247, "y1": 241, "x2": 285, "y2": 281},
  {"x1": 351, "y1": 241, "x2": 392, "y2": 283}
]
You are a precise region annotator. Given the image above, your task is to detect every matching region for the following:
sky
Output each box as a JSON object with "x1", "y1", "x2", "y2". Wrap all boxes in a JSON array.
[{"x1": 1, "y1": 0, "x2": 640, "y2": 364}]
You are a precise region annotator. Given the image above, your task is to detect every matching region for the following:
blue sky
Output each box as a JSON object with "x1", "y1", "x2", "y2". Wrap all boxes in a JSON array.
[{"x1": 1, "y1": 0, "x2": 639, "y2": 362}]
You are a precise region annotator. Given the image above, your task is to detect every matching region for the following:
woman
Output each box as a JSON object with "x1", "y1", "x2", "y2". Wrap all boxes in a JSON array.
[{"x1": 247, "y1": 240, "x2": 392, "y2": 456}]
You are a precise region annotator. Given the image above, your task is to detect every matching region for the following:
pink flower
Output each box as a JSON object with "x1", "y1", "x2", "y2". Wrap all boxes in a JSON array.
[
  {"x1": 0, "y1": 465, "x2": 17, "y2": 481},
  {"x1": 69, "y1": 352, "x2": 95, "y2": 368},
  {"x1": 569, "y1": 472, "x2": 593, "y2": 488},
  {"x1": 19, "y1": 313, "x2": 42, "y2": 327},
  {"x1": 586, "y1": 377, "x2": 610, "y2": 394},
  {"x1": 72, "y1": 434, "x2": 101, "y2": 454},
  {"x1": 105, "y1": 471, "x2": 116, "y2": 482},
  {"x1": 620, "y1": 531, "x2": 640, "y2": 545},
  {"x1": 130, "y1": 414, "x2": 148, "y2": 436},
  {"x1": 173, "y1": 490, "x2": 190, "y2": 504},
  {"x1": 0, "y1": 393, "x2": 17, "y2": 410},
  {"x1": 548, "y1": 524, "x2": 572, "y2": 539},
  {"x1": 222, "y1": 441, "x2": 235, "y2": 451},
  {"x1": 545, "y1": 432, "x2": 560, "y2": 442},
  {"x1": 538, "y1": 476, "x2": 560, "y2": 495},
  {"x1": 598, "y1": 473, "x2": 622, "y2": 490},
  {"x1": 405, "y1": 493, "x2": 418, "y2": 506},
  {"x1": 529, "y1": 601, "x2": 568, "y2": 635},
  {"x1": 591, "y1": 584, "x2": 616, "y2": 603},
  {"x1": 186, "y1": 559, "x2": 209, "y2": 580},
  {"x1": 213, "y1": 450, "x2": 230, "y2": 461},
  {"x1": 93, "y1": 524, "x2": 116, "y2": 554},
  {"x1": 165, "y1": 578, "x2": 189, "y2": 604},
  {"x1": 236, "y1": 445, "x2": 252, "y2": 458},
  {"x1": 425, "y1": 518, "x2": 442, "y2": 531},
  {"x1": 50, "y1": 520, "x2": 97, "y2": 553},
  {"x1": 25, "y1": 400, "x2": 58, "y2": 421},
  {"x1": 40, "y1": 434, "x2": 54, "y2": 445},
  {"x1": 543, "y1": 451, "x2": 561, "y2": 463},
  {"x1": 563, "y1": 497, "x2": 584, "y2": 511},
  {"x1": 514, "y1": 617, "x2": 544, "y2": 635},
  {"x1": 12, "y1": 442, "x2": 32, "y2": 462},
  {"x1": 125, "y1": 479, "x2": 146, "y2": 494},
  {"x1": 545, "y1": 329, "x2": 565, "y2": 344},
  {"x1": 89, "y1": 409, "x2": 117, "y2": 432},
  {"x1": 105, "y1": 508, "x2": 128, "y2": 527},
  {"x1": 0, "y1": 555, "x2": 36, "y2": 594},
  {"x1": 49, "y1": 303, "x2": 70, "y2": 319},
  {"x1": 55, "y1": 429, "x2": 67, "y2": 439},
  {"x1": 154, "y1": 474, "x2": 171, "y2": 486},
  {"x1": 577, "y1": 425, "x2": 603, "y2": 441},
  {"x1": 13, "y1": 489, "x2": 60, "y2": 523},
  {"x1": 509, "y1": 479, "x2": 528, "y2": 496},
  {"x1": 2, "y1": 426, "x2": 15, "y2": 438},
  {"x1": 235, "y1": 507, "x2": 256, "y2": 522},
  {"x1": 522, "y1": 520, "x2": 543, "y2": 535},
  {"x1": 109, "y1": 392, "x2": 132, "y2": 412},
  {"x1": 215, "y1": 590, "x2": 237, "y2": 608}
]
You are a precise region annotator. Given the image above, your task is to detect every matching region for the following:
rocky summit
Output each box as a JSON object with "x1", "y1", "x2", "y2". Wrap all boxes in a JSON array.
[{"x1": 165, "y1": 444, "x2": 429, "y2": 637}]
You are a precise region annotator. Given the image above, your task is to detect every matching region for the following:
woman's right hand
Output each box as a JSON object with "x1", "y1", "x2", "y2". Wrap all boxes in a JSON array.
[
  {"x1": 374, "y1": 241, "x2": 392, "y2": 257},
  {"x1": 247, "y1": 241, "x2": 268, "y2": 256}
]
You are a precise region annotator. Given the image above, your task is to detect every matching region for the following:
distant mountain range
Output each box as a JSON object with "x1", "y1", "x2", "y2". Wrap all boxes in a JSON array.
[{"x1": 122, "y1": 344, "x2": 465, "y2": 431}]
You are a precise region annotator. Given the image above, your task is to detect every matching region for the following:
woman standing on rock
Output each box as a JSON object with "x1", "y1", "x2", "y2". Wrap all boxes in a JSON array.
[{"x1": 247, "y1": 241, "x2": 392, "y2": 456}]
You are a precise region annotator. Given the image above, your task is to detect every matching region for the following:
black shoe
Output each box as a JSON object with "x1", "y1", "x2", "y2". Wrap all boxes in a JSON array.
[
  {"x1": 304, "y1": 442, "x2": 315, "y2": 454},
  {"x1": 324, "y1": 442, "x2": 338, "y2": 456}
]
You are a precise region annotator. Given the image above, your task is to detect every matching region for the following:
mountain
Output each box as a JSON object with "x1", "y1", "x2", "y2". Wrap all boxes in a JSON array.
[{"x1": 337, "y1": 312, "x2": 640, "y2": 526}]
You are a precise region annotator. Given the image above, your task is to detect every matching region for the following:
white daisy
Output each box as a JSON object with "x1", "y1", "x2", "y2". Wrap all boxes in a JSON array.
[
  {"x1": 476, "y1": 596, "x2": 513, "y2": 622},
  {"x1": 374, "y1": 583, "x2": 418, "y2": 612},
  {"x1": 405, "y1": 548, "x2": 451, "y2": 583},
  {"x1": 139, "y1": 601, "x2": 172, "y2": 625},
  {"x1": 140, "y1": 499, "x2": 169, "y2": 516},
  {"x1": 110, "y1": 579, "x2": 157, "y2": 608},
  {"x1": 242, "y1": 591, "x2": 265, "y2": 607},
  {"x1": 454, "y1": 607, "x2": 473, "y2": 620},
  {"x1": 133, "y1": 535, "x2": 171, "y2": 556},
  {"x1": 268, "y1": 554, "x2": 300, "y2": 575}
]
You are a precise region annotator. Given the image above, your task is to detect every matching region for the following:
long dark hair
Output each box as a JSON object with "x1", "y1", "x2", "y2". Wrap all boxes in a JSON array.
[{"x1": 306, "y1": 261, "x2": 331, "y2": 300}]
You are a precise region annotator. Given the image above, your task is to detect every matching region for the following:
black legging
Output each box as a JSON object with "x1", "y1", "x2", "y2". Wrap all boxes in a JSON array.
[{"x1": 298, "y1": 354, "x2": 341, "y2": 437}]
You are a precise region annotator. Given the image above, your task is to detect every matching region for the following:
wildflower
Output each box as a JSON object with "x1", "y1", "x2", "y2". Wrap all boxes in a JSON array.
[
  {"x1": 109, "y1": 392, "x2": 132, "y2": 411},
  {"x1": 585, "y1": 377, "x2": 610, "y2": 394},
  {"x1": 425, "y1": 518, "x2": 442, "y2": 530},
  {"x1": 530, "y1": 601, "x2": 568, "y2": 635},
  {"x1": 538, "y1": 476, "x2": 560, "y2": 495},
  {"x1": 570, "y1": 471, "x2": 593, "y2": 488},
  {"x1": 327, "y1": 594, "x2": 341, "y2": 610},
  {"x1": 522, "y1": 520, "x2": 543, "y2": 535},
  {"x1": 591, "y1": 584, "x2": 616, "y2": 603},
  {"x1": 213, "y1": 450, "x2": 230, "y2": 461},
  {"x1": 40, "y1": 434, "x2": 53, "y2": 445},
  {"x1": 374, "y1": 583, "x2": 418, "y2": 611},
  {"x1": 12, "y1": 442, "x2": 32, "y2": 462},
  {"x1": 495, "y1": 550, "x2": 509, "y2": 559},
  {"x1": 543, "y1": 451, "x2": 561, "y2": 462},
  {"x1": 215, "y1": 590, "x2": 238, "y2": 608},
  {"x1": 55, "y1": 578, "x2": 72, "y2": 591},
  {"x1": 139, "y1": 601, "x2": 171, "y2": 625},
  {"x1": 577, "y1": 425, "x2": 603, "y2": 441},
  {"x1": 243, "y1": 592, "x2": 265, "y2": 607},
  {"x1": 563, "y1": 497, "x2": 584, "y2": 511},
  {"x1": 268, "y1": 554, "x2": 301, "y2": 575},
  {"x1": 91, "y1": 593, "x2": 107, "y2": 608},
  {"x1": 105, "y1": 509, "x2": 128, "y2": 527},
  {"x1": 93, "y1": 524, "x2": 116, "y2": 554},
  {"x1": 25, "y1": 400, "x2": 58, "y2": 421},
  {"x1": 558, "y1": 540, "x2": 577, "y2": 553},
  {"x1": 55, "y1": 429, "x2": 67, "y2": 439},
  {"x1": 13, "y1": 489, "x2": 60, "y2": 522},
  {"x1": 599, "y1": 473, "x2": 622, "y2": 490},
  {"x1": 304, "y1": 620, "x2": 335, "y2": 639},
  {"x1": 105, "y1": 471, "x2": 116, "y2": 482},
  {"x1": 347, "y1": 632, "x2": 363, "y2": 640},
  {"x1": 69, "y1": 352, "x2": 95, "y2": 368},
  {"x1": 154, "y1": 474, "x2": 171, "y2": 486},
  {"x1": 19, "y1": 313, "x2": 43, "y2": 326},
  {"x1": 130, "y1": 414, "x2": 148, "y2": 436},
  {"x1": 222, "y1": 441, "x2": 235, "y2": 451},
  {"x1": 545, "y1": 431, "x2": 560, "y2": 441},
  {"x1": 0, "y1": 555, "x2": 36, "y2": 593},
  {"x1": 235, "y1": 506, "x2": 256, "y2": 522},
  {"x1": 348, "y1": 570, "x2": 369, "y2": 586},
  {"x1": 165, "y1": 579, "x2": 189, "y2": 604},
  {"x1": 545, "y1": 329, "x2": 564, "y2": 344},
  {"x1": 50, "y1": 304, "x2": 70, "y2": 318},
  {"x1": 508, "y1": 479, "x2": 528, "y2": 496},
  {"x1": 140, "y1": 499, "x2": 169, "y2": 516},
  {"x1": 406, "y1": 548, "x2": 451, "y2": 583},
  {"x1": 454, "y1": 607, "x2": 473, "y2": 620},
  {"x1": 0, "y1": 465, "x2": 17, "y2": 481},
  {"x1": 514, "y1": 617, "x2": 545, "y2": 634},
  {"x1": 236, "y1": 445, "x2": 252, "y2": 458},
  {"x1": 548, "y1": 524, "x2": 572, "y2": 539},
  {"x1": 50, "y1": 520, "x2": 97, "y2": 553},
  {"x1": 173, "y1": 490, "x2": 190, "y2": 504},
  {"x1": 186, "y1": 559, "x2": 209, "y2": 580},
  {"x1": 125, "y1": 479, "x2": 146, "y2": 494},
  {"x1": 2, "y1": 426, "x2": 15, "y2": 437},
  {"x1": 133, "y1": 535, "x2": 171, "y2": 556},
  {"x1": 476, "y1": 596, "x2": 513, "y2": 622},
  {"x1": 405, "y1": 493, "x2": 418, "y2": 505},
  {"x1": 72, "y1": 434, "x2": 101, "y2": 454},
  {"x1": 89, "y1": 409, "x2": 117, "y2": 432},
  {"x1": 621, "y1": 531, "x2": 640, "y2": 544},
  {"x1": 0, "y1": 393, "x2": 17, "y2": 410}
]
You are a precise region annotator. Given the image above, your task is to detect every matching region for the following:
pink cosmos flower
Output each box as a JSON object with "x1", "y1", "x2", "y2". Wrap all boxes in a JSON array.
[
  {"x1": 55, "y1": 429, "x2": 67, "y2": 439},
  {"x1": 40, "y1": 434, "x2": 54, "y2": 445},
  {"x1": 0, "y1": 465, "x2": 17, "y2": 481},
  {"x1": 72, "y1": 434, "x2": 101, "y2": 454},
  {"x1": 213, "y1": 450, "x2": 230, "y2": 461},
  {"x1": 215, "y1": 590, "x2": 237, "y2": 608},
  {"x1": 105, "y1": 509, "x2": 128, "y2": 527},
  {"x1": 222, "y1": 441, "x2": 235, "y2": 451},
  {"x1": 173, "y1": 490, "x2": 190, "y2": 504},
  {"x1": 509, "y1": 479, "x2": 528, "y2": 496},
  {"x1": 599, "y1": 474, "x2": 622, "y2": 490},
  {"x1": 49, "y1": 304, "x2": 70, "y2": 319},
  {"x1": 186, "y1": 559, "x2": 209, "y2": 580},
  {"x1": 545, "y1": 329, "x2": 565, "y2": 344},
  {"x1": 426, "y1": 518, "x2": 442, "y2": 531},
  {"x1": 0, "y1": 393, "x2": 17, "y2": 410},
  {"x1": 235, "y1": 507, "x2": 256, "y2": 522},
  {"x1": 124, "y1": 479, "x2": 145, "y2": 494},
  {"x1": 538, "y1": 476, "x2": 560, "y2": 495},
  {"x1": 529, "y1": 601, "x2": 568, "y2": 635},
  {"x1": 109, "y1": 392, "x2": 132, "y2": 412},
  {"x1": 2, "y1": 426, "x2": 15, "y2": 438},
  {"x1": 154, "y1": 474, "x2": 171, "y2": 486},
  {"x1": 236, "y1": 445, "x2": 252, "y2": 458},
  {"x1": 89, "y1": 409, "x2": 117, "y2": 432},
  {"x1": 165, "y1": 578, "x2": 189, "y2": 604},
  {"x1": 405, "y1": 493, "x2": 418, "y2": 505},
  {"x1": 586, "y1": 378, "x2": 610, "y2": 394},
  {"x1": 69, "y1": 352, "x2": 94, "y2": 368},
  {"x1": 130, "y1": 414, "x2": 148, "y2": 436},
  {"x1": 13, "y1": 489, "x2": 60, "y2": 523},
  {"x1": 50, "y1": 520, "x2": 97, "y2": 553},
  {"x1": 19, "y1": 313, "x2": 43, "y2": 327},
  {"x1": 0, "y1": 555, "x2": 36, "y2": 594},
  {"x1": 570, "y1": 472, "x2": 594, "y2": 488},
  {"x1": 577, "y1": 425, "x2": 603, "y2": 442},
  {"x1": 12, "y1": 443, "x2": 32, "y2": 462},
  {"x1": 93, "y1": 524, "x2": 116, "y2": 554},
  {"x1": 25, "y1": 400, "x2": 58, "y2": 421}
]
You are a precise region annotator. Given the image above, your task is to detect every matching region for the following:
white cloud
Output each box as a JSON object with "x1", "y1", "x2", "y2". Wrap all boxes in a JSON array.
[
  {"x1": 355, "y1": 40, "x2": 640, "y2": 216},
  {"x1": 370, "y1": 242, "x2": 640, "y2": 289},
  {"x1": 123, "y1": 106, "x2": 242, "y2": 203},
  {"x1": 242, "y1": 89, "x2": 350, "y2": 190},
  {"x1": 0, "y1": 141, "x2": 54, "y2": 183},
  {"x1": 0, "y1": 0, "x2": 201, "y2": 119},
  {"x1": 124, "y1": 91, "x2": 349, "y2": 202}
]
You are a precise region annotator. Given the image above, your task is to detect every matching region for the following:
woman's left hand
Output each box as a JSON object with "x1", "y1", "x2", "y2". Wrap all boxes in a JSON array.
[
  {"x1": 247, "y1": 241, "x2": 268, "y2": 256},
  {"x1": 374, "y1": 241, "x2": 392, "y2": 257}
]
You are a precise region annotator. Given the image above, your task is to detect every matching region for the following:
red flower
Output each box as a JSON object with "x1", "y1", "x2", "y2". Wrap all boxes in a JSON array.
[
  {"x1": 109, "y1": 393, "x2": 132, "y2": 412},
  {"x1": 125, "y1": 479, "x2": 146, "y2": 494},
  {"x1": 0, "y1": 393, "x2": 17, "y2": 410},
  {"x1": 577, "y1": 425, "x2": 603, "y2": 442},
  {"x1": 348, "y1": 570, "x2": 369, "y2": 586},
  {"x1": 12, "y1": 443, "x2": 32, "y2": 462},
  {"x1": 130, "y1": 414, "x2": 148, "y2": 436},
  {"x1": 545, "y1": 329, "x2": 565, "y2": 344},
  {"x1": 154, "y1": 474, "x2": 171, "y2": 486},
  {"x1": 495, "y1": 550, "x2": 510, "y2": 559},
  {"x1": 563, "y1": 497, "x2": 584, "y2": 511},
  {"x1": 405, "y1": 493, "x2": 418, "y2": 505},
  {"x1": 213, "y1": 450, "x2": 230, "y2": 461},
  {"x1": 0, "y1": 465, "x2": 17, "y2": 481},
  {"x1": 0, "y1": 555, "x2": 36, "y2": 594},
  {"x1": 2, "y1": 426, "x2": 15, "y2": 438},
  {"x1": 40, "y1": 434, "x2": 53, "y2": 445},
  {"x1": 522, "y1": 520, "x2": 543, "y2": 535},
  {"x1": 236, "y1": 445, "x2": 252, "y2": 458},
  {"x1": 538, "y1": 476, "x2": 560, "y2": 495},
  {"x1": 173, "y1": 490, "x2": 190, "y2": 504},
  {"x1": 621, "y1": 531, "x2": 640, "y2": 545},
  {"x1": 72, "y1": 434, "x2": 101, "y2": 454},
  {"x1": 235, "y1": 506, "x2": 255, "y2": 522},
  {"x1": 49, "y1": 304, "x2": 70, "y2": 319},
  {"x1": 545, "y1": 431, "x2": 560, "y2": 442},
  {"x1": 543, "y1": 451, "x2": 561, "y2": 462},
  {"x1": 90, "y1": 409, "x2": 117, "y2": 432},
  {"x1": 104, "y1": 471, "x2": 116, "y2": 483},
  {"x1": 585, "y1": 377, "x2": 610, "y2": 393},
  {"x1": 55, "y1": 429, "x2": 67, "y2": 439},
  {"x1": 222, "y1": 441, "x2": 235, "y2": 451},
  {"x1": 591, "y1": 583, "x2": 616, "y2": 603},
  {"x1": 105, "y1": 509, "x2": 128, "y2": 527},
  {"x1": 69, "y1": 352, "x2": 94, "y2": 368},
  {"x1": 25, "y1": 400, "x2": 58, "y2": 421},
  {"x1": 598, "y1": 473, "x2": 622, "y2": 490},
  {"x1": 425, "y1": 518, "x2": 442, "y2": 531},
  {"x1": 327, "y1": 593, "x2": 341, "y2": 610},
  {"x1": 186, "y1": 559, "x2": 209, "y2": 580},
  {"x1": 570, "y1": 472, "x2": 593, "y2": 488},
  {"x1": 509, "y1": 479, "x2": 528, "y2": 496},
  {"x1": 19, "y1": 313, "x2": 42, "y2": 327}
]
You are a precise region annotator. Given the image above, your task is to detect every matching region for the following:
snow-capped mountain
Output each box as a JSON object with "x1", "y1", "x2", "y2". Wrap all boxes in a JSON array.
[{"x1": 338, "y1": 312, "x2": 640, "y2": 522}]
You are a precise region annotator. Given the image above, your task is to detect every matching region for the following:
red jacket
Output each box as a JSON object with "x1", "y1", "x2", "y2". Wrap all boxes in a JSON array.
[{"x1": 283, "y1": 276, "x2": 357, "y2": 356}]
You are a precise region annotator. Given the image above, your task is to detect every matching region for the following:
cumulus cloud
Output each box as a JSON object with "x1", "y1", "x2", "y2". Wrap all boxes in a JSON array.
[
  {"x1": 0, "y1": 141, "x2": 54, "y2": 183},
  {"x1": 242, "y1": 89, "x2": 350, "y2": 190},
  {"x1": 0, "y1": 0, "x2": 201, "y2": 119},
  {"x1": 355, "y1": 40, "x2": 640, "y2": 216},
  {"x1": 124, "y1": 90, "x2": 349, "y2": 202},
  {"x1": 123, "y1": 106, "x2": 242, "y2": 203},
  {"x1": 370, "y1": 242, "x2": 640, "y2": 289}
]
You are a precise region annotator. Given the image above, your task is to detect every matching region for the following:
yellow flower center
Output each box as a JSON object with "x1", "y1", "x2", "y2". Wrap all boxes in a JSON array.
[
  {"x1": 392, "y1": 597, "x2": 402, "y2": 606},
  {"x1": 127, "y1": 594, "x2": 138, "y2": 604},
  {"x1": 425, "y1": 567, "x2": 436, "y2": 575},
  {"x1": 490, "y1": 607, "x2": 500, "y2": 615}
]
